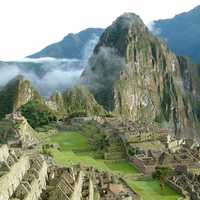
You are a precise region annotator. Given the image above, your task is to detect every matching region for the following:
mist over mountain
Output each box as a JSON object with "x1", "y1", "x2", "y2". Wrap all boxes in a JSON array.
[
  {"x1": 0, "y1": 28, "x2": 102, "y2": 97},
  {"x1": 82, "y1": 12, "x2": 200, "y2": 139},
  {"x1": 28, "y1": 28, "x2": 104, "y2": 59},
  {"x1": 152, "y1": 5, "x2": 200, "y2": 64}
]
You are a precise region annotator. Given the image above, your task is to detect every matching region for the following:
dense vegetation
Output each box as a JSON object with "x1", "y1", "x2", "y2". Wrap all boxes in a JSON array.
[{"x1": 20, "y1": 100, "x2": 56, "y2": 128}]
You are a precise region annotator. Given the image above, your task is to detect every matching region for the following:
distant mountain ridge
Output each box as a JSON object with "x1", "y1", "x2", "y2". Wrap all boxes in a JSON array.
[
  {"x1": 28, "y1": 28, "x2": 104, "y2": 59},
  {"x1": 153, "y1": 5, "x2": 200, "y2": 64}
]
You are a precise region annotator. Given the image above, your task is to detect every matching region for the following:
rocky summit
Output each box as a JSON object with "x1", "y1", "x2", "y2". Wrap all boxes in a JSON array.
[{"x1": 82, "y1": 13, "x2": 200, "y2": 139}]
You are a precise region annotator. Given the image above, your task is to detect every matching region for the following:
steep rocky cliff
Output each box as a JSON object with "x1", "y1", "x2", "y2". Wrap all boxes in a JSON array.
[
  {"x1": 82, "y1": 13, "x2": 200, "y2": 138},
  {"x1": 0, "y1": 75, "x2": 43, "y2": 119}
]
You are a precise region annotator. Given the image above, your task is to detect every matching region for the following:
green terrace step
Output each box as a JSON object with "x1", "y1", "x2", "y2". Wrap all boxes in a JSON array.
[{"x1": 104, "y1": 152, "x2": 126, "y2": 160}]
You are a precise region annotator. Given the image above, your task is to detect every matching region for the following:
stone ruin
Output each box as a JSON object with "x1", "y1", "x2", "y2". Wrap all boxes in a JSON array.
[
  {"x1": 167, "y1": 165, "x2": 200, "y2": 200},
  {"x1": 0, "y1": 145, "x2": 47, "y2": 200},
  {"x1": 0, "y1": 145, "x2": 139, "y2": 200}
]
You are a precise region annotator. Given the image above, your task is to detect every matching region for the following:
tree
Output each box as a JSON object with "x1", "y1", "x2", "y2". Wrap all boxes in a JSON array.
[
  {"x1": 20, "y1": 100, "x2": 56, "y2": 128},
  {"x1": 152, "y1": 166, "x2": 172, "y2": 190}
]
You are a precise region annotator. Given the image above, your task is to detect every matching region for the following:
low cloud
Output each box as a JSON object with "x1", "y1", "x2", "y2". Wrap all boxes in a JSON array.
[
  {"x1": 0, "y1": 61, "x2": 83, "y2": 97},
  {"x1": 0, "y1": 34, "x2": 100, "y2": 97},
  {"x1": 83, "y1": 46, "x2": 126, "y2": 91}
]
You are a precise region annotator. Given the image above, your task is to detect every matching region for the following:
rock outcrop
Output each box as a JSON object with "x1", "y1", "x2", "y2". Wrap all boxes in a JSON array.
[
  {"x1": 0, "y1": 112, "x2": 39, "y2": 148},
  {"x1": 0, "y1": 75, "x2": 43, "y2": 119},
  {"x1": 82, "y1": 13, "x2": 200, "y2": 139},
  {"x1": 48, "y1": 86, "x2": 106, "y2": 117}
]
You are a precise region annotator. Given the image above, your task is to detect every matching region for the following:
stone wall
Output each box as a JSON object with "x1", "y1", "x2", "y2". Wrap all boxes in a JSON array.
[
  {"x1": 130, "y1": 156, "x2": 155, "y2": 174},
  {"x1": 0, "y1": 156, "x2": 30, "y2": 200},
  {"x1": 166, "y1": 179, "x2": 186, "y2": 196},
  {"x1": 71, "y1": 171, "x2": 84, "y2": 200},
  {"x1": 0, "y1": 145, "x2": 48, "y2": 200},
  {"x1": 0, "y1": 145, "x2": 9, "y2": 162},
  {"x1": 24, "y1": 157, "x2": 48, "y2": 200},
  {"x1": 89, "y1": 178, "x2": 94, "y2": 200},
  {"x1": 126, "y1": 132, "x2": 161, "y2": 144}
]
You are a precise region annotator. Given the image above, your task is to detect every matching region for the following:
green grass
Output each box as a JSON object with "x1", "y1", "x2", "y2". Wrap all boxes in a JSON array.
[
  {"x1": 50, "y1": 149, "x2": 109, "y2": 171},
  {"x1": 127, "y1": 179, "x2": 180, "y2": 200},
  {"x1": 49, "y1": 132, "x2": 109, "y2": 171},
  {"x1": 50, "y1": 131, "x2": 92, "y2": 151},
  {"x1": 46, "y1": 130, "x2": 180, "y2": 200},
  {"x1": 104, "y1": 160, "x2": 139, "y2": 175}
]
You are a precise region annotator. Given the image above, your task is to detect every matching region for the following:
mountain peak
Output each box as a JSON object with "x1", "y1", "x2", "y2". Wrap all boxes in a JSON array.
[
  {"x1": 114, "y1": 13, "x2": 144, "y2": 28},
  {"x1": 94, "y1": 12, "x2": 148, "y2": 57}
]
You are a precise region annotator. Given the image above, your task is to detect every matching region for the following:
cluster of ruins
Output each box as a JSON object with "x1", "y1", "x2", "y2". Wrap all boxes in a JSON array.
[
  {"x1": 0, "y1": 145, "x2": 47, "y2": 200},
  {"x1": 99, "y1": 118, "x2": 200, "y2": 199},
  {"x1": 0, "y1": 144, "x2": 139, "y2": 200},
  {"x1": 100, "y1": 118, "x2": 200, "y2": 173}
]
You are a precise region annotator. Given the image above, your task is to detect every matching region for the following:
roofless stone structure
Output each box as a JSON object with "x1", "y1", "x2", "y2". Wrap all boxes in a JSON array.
[{"x1": 0, "y1": 145, "x2": 139, "y2": 200}]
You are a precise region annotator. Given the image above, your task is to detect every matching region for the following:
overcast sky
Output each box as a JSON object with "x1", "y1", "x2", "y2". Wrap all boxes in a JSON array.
[{"x1": 0, "y1": 0, "x2": 199, "y2": 61}]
